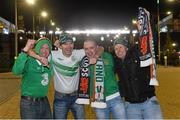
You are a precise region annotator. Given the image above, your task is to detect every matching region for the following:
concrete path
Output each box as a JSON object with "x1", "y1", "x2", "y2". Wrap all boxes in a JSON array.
[{"x1": 0, "y1": 66, "x2": 180, "y2": 119}]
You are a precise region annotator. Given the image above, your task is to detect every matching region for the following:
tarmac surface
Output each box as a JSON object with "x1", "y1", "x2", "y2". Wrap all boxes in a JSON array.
[{"x1": 0, "y1": 66, "x2": 180, "y2": 119}]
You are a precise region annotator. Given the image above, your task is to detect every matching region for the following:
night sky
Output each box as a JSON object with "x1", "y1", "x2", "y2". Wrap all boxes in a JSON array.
[{"x1": 0, "y1": 0, "x2": 174, "y2": 30}]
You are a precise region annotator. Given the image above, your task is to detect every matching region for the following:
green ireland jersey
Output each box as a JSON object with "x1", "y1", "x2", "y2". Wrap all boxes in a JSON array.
[
  {"x1": 12, "y1": 53, "x2": 52, "y2": 97},
  {"x1": 89, "y1": 52, "x2": 119, "y2": 98}
]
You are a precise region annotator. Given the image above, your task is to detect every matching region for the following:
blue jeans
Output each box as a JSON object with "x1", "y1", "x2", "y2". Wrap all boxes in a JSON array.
[
  {"x1": 94, "y1": 95, "x2": 127, "y2": 119},
  {"x1": 20, "y1": 97, "x2": 52, "y2": 119},
  {"x1": 53, "y1": 91, "x2": 85, "y2": 119},
  {"x1": 125, "y1": 96, "x2": 163, "y2": 119}
]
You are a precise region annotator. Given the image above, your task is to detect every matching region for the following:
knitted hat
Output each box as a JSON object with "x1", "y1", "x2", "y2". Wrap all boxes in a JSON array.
[
  {"x1": 35, "y1": 38, "x2": 52, "y2": 54},
  {"x1": 35, "y1": 38, "x2": 53, "y2": 70},
  {"x1": 59, "y1": 33, "x2": 73, "y2": 45},
  {"x1": 114, "y1": 38, "x2": 130, "y2": 48}
]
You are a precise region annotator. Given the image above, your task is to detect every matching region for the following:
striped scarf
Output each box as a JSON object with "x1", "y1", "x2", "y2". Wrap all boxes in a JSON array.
[
  {"x1": 138, "y1": 7, "x2": 159, "y2": 86},
  {"x1": 76, "y1": 56, "x2": 90, "y2": 104},
  {"x1": 76, "y1": 57, "x2": 107, "y2": 108},
  {"x1": 91, "y1": 58, "x2": 106, "y2": 108}
]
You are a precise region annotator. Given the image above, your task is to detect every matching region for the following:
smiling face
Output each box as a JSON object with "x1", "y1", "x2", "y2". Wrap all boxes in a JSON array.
[
  {"x1": 60, "y1": 41, "x2": 74, "y2": 57},
  {"x1": 114, "y1": 44, "x2": 128, "y2": 60},
  {"x1": 83, "y1": 40, "x2": 97, "y2": 58},
  {"x1": 40, "y1": 44, "x2": 50, "y2": 58}
]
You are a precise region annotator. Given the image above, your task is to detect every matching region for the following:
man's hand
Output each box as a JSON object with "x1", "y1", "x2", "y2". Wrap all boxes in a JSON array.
[
  {"x1": 54, "y1": 40, "x2": 60, "y2": 48},
  {"x1": 39, "y1": 57, "x2": 49, "y2": 67},
  {"x1": 136, "y1": 21, "x2": 141, "y2": 31},
  {"x1": 89, "y1": 46, "x2": 104, "y2": 64},
  {"x1": 89, "y1": 57, "x2": 97, "y2": 64},
  {"x1": 28, "y1": 50, "x2": 50, "y2": 68},
  {"x1": 23, "y1": 39, "x2": 36, "y2": 52},
  {"x1": 95, "y1": 46, "x2": 104, "y2": 58},
  {"x1": 137, "y1": 8, "x2": 150, "y2": 31}
]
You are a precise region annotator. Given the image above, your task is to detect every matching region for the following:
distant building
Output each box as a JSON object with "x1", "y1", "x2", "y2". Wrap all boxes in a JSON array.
[
  {"x1": 0, "y1": 17, "x2": 15, "y2": 34},
  {"x1": 160, "y1": 12, "x2": 180, "y2": 33}
]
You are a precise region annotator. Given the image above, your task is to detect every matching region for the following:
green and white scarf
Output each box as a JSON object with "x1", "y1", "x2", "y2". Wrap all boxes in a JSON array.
[
  {"x1": 76, "y1": 57, "x2": 107, "y2": 108},
  {"x1": 91, "y1": 58, "x2": 107, "y2": 108}
]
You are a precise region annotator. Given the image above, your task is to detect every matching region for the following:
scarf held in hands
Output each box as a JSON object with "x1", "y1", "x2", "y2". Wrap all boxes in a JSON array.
[
  {"x1": 91, "y1": 58, "x2": 106, "y2": 108},
  {"x1": 138, "y1": 7, "x2": 159, "y2": 86},
  {"x1": 76, "y1": 56, "x2": 90, "y2": 104},
  {"x1": 76, "y1": 57, "x2": 107, "y2": 108}
]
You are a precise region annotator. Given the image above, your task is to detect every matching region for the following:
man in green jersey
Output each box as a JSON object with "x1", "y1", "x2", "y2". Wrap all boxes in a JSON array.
[
  {"x1": 82, "y1": 38, "x2": 127, "y2": 119},
  {"x1": 12, "y1": 38, "x2": 53, "y2": 119}
]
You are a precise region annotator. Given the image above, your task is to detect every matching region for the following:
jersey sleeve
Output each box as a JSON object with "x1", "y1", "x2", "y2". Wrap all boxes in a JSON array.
[{"x1": 12, "y1": 52, "x2": 28, "y2": 75}]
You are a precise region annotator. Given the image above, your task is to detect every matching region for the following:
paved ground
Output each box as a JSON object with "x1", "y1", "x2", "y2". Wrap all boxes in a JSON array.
[
  {"x1": 0, "y1": 73, "x2": 20, "y2": 105},
  {"x1": 156, "y1": 66, "x2": 180, "y2": 119},
  {"x1": 0, "y1": 73, "x2": 96, "y2": 119},
  {"x1": 0, "y1": 66, "x2": 180, "y2": 119}
]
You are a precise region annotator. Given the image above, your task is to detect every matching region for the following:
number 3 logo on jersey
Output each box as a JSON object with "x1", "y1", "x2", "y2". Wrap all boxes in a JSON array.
[{"x1": 41, "y1": 73, "x2": 49, "y2": 86}]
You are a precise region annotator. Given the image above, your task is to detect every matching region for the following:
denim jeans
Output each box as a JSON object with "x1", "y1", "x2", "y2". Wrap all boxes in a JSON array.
[
  {"x1": 20, "y1": 97, "x2": 52, "y2": 119},
  {"x1": 125, "y1": 96, "x2": 163, "y2": 119},
  {"x1": 53, "y1": 91, "x2": 85, "y2": 119},
  {"x1": 94, "y1": 95, "x2": 127, "y2": 119}
]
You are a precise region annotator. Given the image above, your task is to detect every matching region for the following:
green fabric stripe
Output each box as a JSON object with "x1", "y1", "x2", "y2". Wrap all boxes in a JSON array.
[
  {"x1": 54, "y1": 66, "x2": 77, "y2": 76},
  {"x1": 94, "y1": 58, "x2": 105, "y2": 101},
  {"x1": 53, "y1": 60, "x2": 79, "y2": 71},
  {"x1": 53, "y1": 60, "x2": 79, "y2": 76}
]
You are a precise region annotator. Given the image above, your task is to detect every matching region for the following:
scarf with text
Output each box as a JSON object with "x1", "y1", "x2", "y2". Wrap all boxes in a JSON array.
[
  {"x1": 91, "y1": 58, "x2": 107, "y2": 108},
  {"x1": 76, "y1": 57, "x2": 107, "y2": 108},
  {"x1": 138, "y1": 7, "x2": 152, "y2": 67},
  {"x1": 76, "y1": 56, "x2": 90, "y2": 104},
  {"x1": 138, "y1": 7, "x2": 159, "y2": 86}
]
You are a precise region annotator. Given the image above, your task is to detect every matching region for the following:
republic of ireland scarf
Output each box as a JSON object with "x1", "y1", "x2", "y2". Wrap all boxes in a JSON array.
[
  {"x1": 91, "y1": 58, "x2": 107, "y2": 108},
  {"x1": 76, "y1": 57, "x2": 107, "y2": 108}
]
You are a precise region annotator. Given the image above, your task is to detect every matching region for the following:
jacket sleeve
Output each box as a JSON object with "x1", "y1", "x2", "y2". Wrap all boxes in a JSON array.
[
  {"x1": 105, "y1": 52, "x2": 114, "y2": 68},
  {"x1": 12, "y1": 52, "x2": 28, "y2": 75}
]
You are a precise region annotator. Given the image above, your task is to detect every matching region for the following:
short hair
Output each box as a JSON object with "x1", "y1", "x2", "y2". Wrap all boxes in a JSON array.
[{"x1": 84, "y1": 37, "x2": 97, "y2": 46}]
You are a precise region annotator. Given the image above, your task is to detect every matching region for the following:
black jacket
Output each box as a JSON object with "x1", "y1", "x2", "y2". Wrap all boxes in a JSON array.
[{"x1": 115, "y1": 46, "x2": 155, "y2": 103}]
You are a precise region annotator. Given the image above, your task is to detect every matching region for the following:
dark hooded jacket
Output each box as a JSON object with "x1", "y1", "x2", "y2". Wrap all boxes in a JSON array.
[{"x1": 115, "y1": 45, "x2": 155, "y2": 103}]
